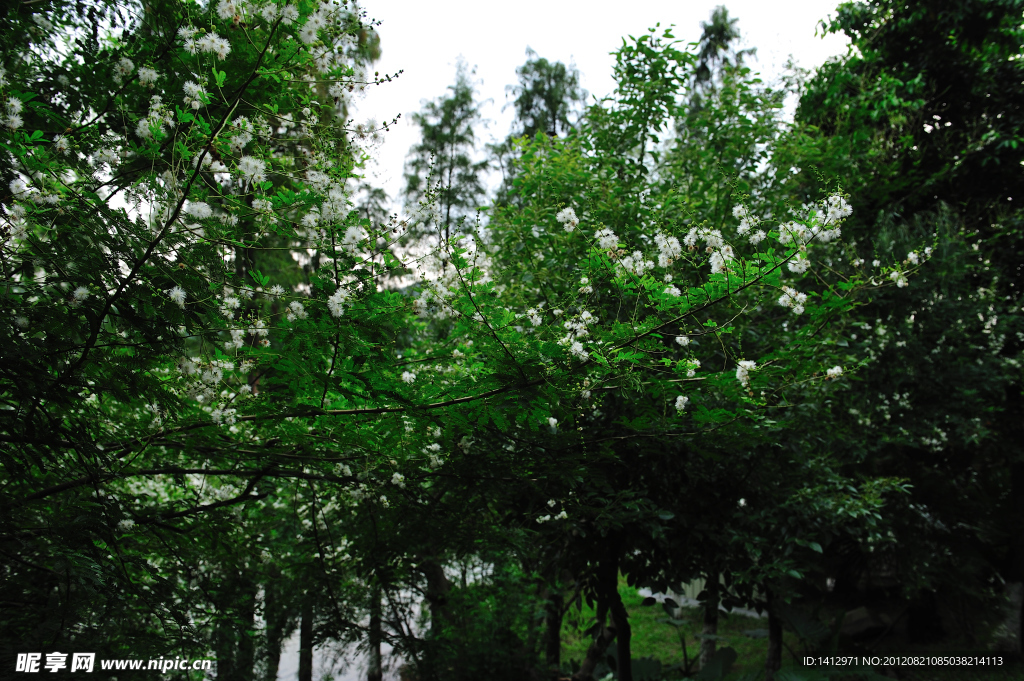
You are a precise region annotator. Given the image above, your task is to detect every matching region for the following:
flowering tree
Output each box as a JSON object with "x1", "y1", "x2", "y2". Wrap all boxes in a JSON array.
[{"x1": 1, "y1": 1, "x2": 914, "y2": 678}]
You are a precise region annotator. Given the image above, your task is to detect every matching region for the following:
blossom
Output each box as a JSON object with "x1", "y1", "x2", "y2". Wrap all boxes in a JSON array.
[
  {"x1": 906, "y1": 251, "x2": 920, "y2": 266},
  {"x1": 787, "y1": 252, "x2": 811, "y2": 274},
  {"x1": 824, "y1": 194, "x2": 852, "y2": 223},
  {"x1": 182, "y1": 81, "x2": 207, "y2": 110},
  {"x1": 72, "y1": 286, "x2": 90, "y2": 304},
  {"x1": 185, "y1": 201, "x2": 213, "y2": 219},
  {"x1": 736, "y1": 360, "x2": 756, "y2": 387},
  {"x1": 675, "y1": 395, "x2": 689, "y2": 411},
  {"x1": 619, "y1": 251, "x2": 653, "y2": 276},
  {"x1": 6, "y1": 97, "x2": 23, "y2": 115},
  {"x1": 113, "y1": 57, "x2": 134, "y2": 84},
  {"x1": 391, "y1": 472, "x2": 405, "y2": 488},
  {"x1": 654, "y1": 232, "x2": 681, "y2": 267},
  {"x1": 556, "y1": 206, "x2": 579, "y2": 231},
  {"x1": 568, "y1": 340, "x2": 587, "y2": 359},
  {"x1": 268, "y1": 284, "x2": 285, "y2": 296},
  {"x1": 777, "y1": 285, "x2": 807, "y2": 315},
  {"x1": 237, "y1": 156, "x2": 267, "y2": 185},
  {"x1": 732, "y1": 204, "x2": 747, "y2": 219},
  {"x1": 594, "y1": 228, "x2": 618, "y2": 250},
  {"x1": 138, "y1": 66, "x2": 159, "y2": 87},
  {"x1": 675, "y1": 335, "x2": 689, "y2": 346},
  {"x1": 664, "y1": 285, "x2": 681, "y2": 297},
  {"x1": 167, "y1": 286, "x2": 186, "y2": 308},
  {"x1": 748, "y1": 230, "x2": 766, "y2": 245},
  {"x1": 826, "y1": 365, "x2": 843, "y2": 379},
  {"x1": 281, "y1": 5, "x2": 299, "y2": 23},
  {"x1": 686, "y1": 359, "x2": 700, "y2": 378},
  {"x1": 547, "y1": 417, "x2": 558, "y2": 429},
  {"x1": 5, "y1": 113, "x2": 23, "y2": 130},
  {"x1": 890, "y1": 270, "x2": 908, "y2": 288},
  {"x1": 341, "y1": 225, "x2": 367, "y2": 252},
  {"x1": 53, "y1": 135, "x2": 70, "y2": 154},
  {"x1": 286, "y1": 300, "x2": 307, "y2": 321},
  {"x1": 401, "y1": 371, "x2": 416, "y2": 384},
  {"x1": 527, "y1": 308, "x2": 542, "y2": 326}
]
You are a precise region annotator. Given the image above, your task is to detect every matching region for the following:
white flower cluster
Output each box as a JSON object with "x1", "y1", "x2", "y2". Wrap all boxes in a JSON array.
[
  {"x1": 579, "y1": 277, "x2": 593, "y2": 294},
  {"x1": 401, "y1": 371, "x2": 416, "y2": 384},
  {"x1": 675, "y1": 395, "x2": 689, "y2": 412},
  {"x1": 787, "y1": 251, "x2": 811, "y2": 274},
  {"x1": 683, "y1": 359, "x2": 700, "y2": 378},
  {"x1": 823, "y1": 194, "x2": 853, "y2": 224},
  {"x1": 735, "y1": 360, "x2": 756, "y2": 387},
  {"x1": 619, "y1": 250, "x2": 653, "y2": 277},
  {"x1": 777, "y1": 285, "x2": 807, "y2": 315},
  {"x1": 683, "y1": 226, "x2": 734, "y2": 274},
  {"x1": 297, "y1": 1, "x2": 345, "y2": 45},
  {"x1": 733, "y1": 205, "x2": 766, "y2": 244},
  {"x1": 390, "y1": 472, "x2": 405, "y2": 489},
  {"x1": 675, "y1": 335, "x2": 689, "y2": 346},
  {"x1": 654, "y1": 232, "x2": 681, "y2": 268},
  {"x1": 558, "y1": 310, "x2": 597, "y2": 360},
  {"x1": 236, "y1": 155, "x2": 267, "y2": 186},
  {"x1": 113, "y1": 57, "x2": 134, "y2": 85},
  {"x1": 138, "y1": 66, "x2": 159, "y2": 87},
  {"x1": 556, "y1": 206, "x2": 579, "y2": 232},
  {"x1": 594, "y1": 228, "x2": 618, "y2": 250},
  {"x1": 229, "y1": 116, "x2": 256, "y2": 153},
  {"x1": 180, "y1": 27, "x2": 231, "y2": 60},
  {"x1": 328, "y1": 286, "x2": 351, "y2": 317},
  {"x1": 889, "y1": 270, "x2": 908, "y2": 288},
  {"x1": 3, "y1": 200, "x2": 29, "y2": 248},
  {"x1": 826, "y1": 365, "x2": 843, "y2": 379},
  {"x1": 182, "y1": 80, "x2": 208, "y2": 110},
  {"x1": 135, "y1": 95, "x2": 175, "y2": 140},
  {"x1": 536, "y1": 511, "x2": 569, "y2": 524},
  {"x1": 4, "y1": 95, "x2": 24, "y2": 131},
  {"x1": 71, "y1": 286, "x2": 90, "y2": 307},
  {"x1": 286, "y1": 300, "x2": 308, "y2": 322}
]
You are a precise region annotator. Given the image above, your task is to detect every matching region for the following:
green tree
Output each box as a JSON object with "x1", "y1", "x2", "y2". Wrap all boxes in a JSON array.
[{"x1": 403, "y1": 60, "x2": 489, "y2": 246}]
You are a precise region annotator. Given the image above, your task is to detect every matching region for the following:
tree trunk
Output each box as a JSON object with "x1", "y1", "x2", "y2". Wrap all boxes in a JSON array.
[
  {"x1": 700, "y1": 578, "x2": 719, "y2": 670},
  {"x1": 420, "y1": 557, "x2": 452, "y2": 630},
  {"x1": 571, "y1": 601, "x2": 614, "y2": 681},
  {"x1": 299, "y1": 597, "x2": 313, "y2": 681},
  {"x1": 264, "y1": 572, "x2": 294, "y2": 681},
  {"x1": 996, "y1": 582, "x2": 1024, "y2": 656},
  {"x1": 544, "y1": 590, "x2": 563, "y2": 671},
  {"x1": 236, "y1": 579, "x2": 257, "y2": 681},
  {"x1": 765, "y1": 591, "x2": 783, "y2": 681},
  {"x1": 603, "y1": 541, "x2": 632, "y2": 681},
  {"x1": 368, "y1": 585, "x2": 383, "y2": 681}
]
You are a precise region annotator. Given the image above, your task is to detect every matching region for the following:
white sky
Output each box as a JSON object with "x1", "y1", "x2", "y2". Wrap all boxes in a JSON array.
[{"x1": 349, "y1": 0, "x2": 850, "y2": 211}]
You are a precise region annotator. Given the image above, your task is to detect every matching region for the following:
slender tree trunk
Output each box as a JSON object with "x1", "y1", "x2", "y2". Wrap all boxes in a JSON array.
[
  {"x1": 603, "y1": 541, "x2": 632, "y2": 681},
  {"x1": 765, "y1": 590, "x2": 783, "y2": 681},
  {"x1": 700, "y1": 577, "x2": 719, "y2": 670},
  {"x1": 572, "y1": 601, "x2": 614, "y2": 681},
  {"x1": 368, "y1": 585, "x2": 383, "y2": 681},
  {"x1": 420, "y1": 557, "x2": 452, "y2": 630},
  {"x1": 236, "y1": 579, "x2": 257, "y2": 681},
  {"x1": 299, "y1": 597, "x2": 313, "y2": 681},
  {"x1": 544, "y1": 590, "x2": 563, "y2": 672}
]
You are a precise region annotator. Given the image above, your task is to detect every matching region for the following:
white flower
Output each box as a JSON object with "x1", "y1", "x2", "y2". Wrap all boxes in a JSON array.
[
  {"x1": 675, "y1": 395, "x2": 689, "y2": 411},
  {"x1": 675, "y1": 335, "x2": 689, "y2": 346},
  {"x1": 185, "y1": 202, "x2": 213, "y2": 219},
  {"x1": 113, "y1": 57, "x2": 135, "y2": 83},
  {"x1": 906, "y1": 251, "x2": 920, "y2": 266},
  {"x1": 182, "y1": 81, "x2": 207, "y2": 110},
  {"x1": 872, "y1": 259, "x2": 881, "y2": 267},
  {"x1": 5, "y1": 113, "x2": 23, "y2": 130},
  {"x1": 664, "y1": 285, "x2": 681, "y2": 297},
  {"x1": 391, "y1": 472, "x2": 405, "y2": 488},
  {"x1": 268, "y1": 284, "x2": 285, "y2": 296},
  {"x1": 594, "y1": 228, "x2": 618, "y2": 250},
  {"x1": 237, "y1": 156, "x2": 267, "y2": 185},
  {"x1": 736, "y1": 360, "x2": 756, "y2": 387},
  {"x1": 556, "y1": 206, "x2": 579, "y2": 231},
  {"x1": 686, "y1": 359, "x2": 700, "y2": 378},
  {"x1": 826, "y1": 365, "x2": 843, "y2": 379},
  {"x1": 547, "y1": 416, "x2": 558, "y2": 429},
  {"x1": 777, "y1": 286, "x2": 808, "y2": 314},
  {"x1": 138, "y1": 66, "x2": 159, "y2": 87},
  {"x1": 281, "y1": 5, "x2": 299, "y2": 23},
  {"x1": 72, "y1": 286, "x2": 90, "y2": 303},
  {"x1": 569, "y1": 340, "x2": 587, "y2": 359},
  {"x1": 824, "y1": 194, "x2": 852, "y2": 223},
  {"x1": 732, "y1": 205, "x2": 747, "y2": 219},
  {"x1": 890, "y1": 270, "x2": 908, "y2": 288},
  {"x1": 178, "y1": 26, "x2": 199, "y2": 40},
  {"x1": 6, "y1": 97, "x2": 23, "y2": 115},
  {"x1": 299, "y1": 23, "x2": 319, "y2": 44},
  {"x1": 787, "y1": 252, "x2": 811, "y2": 274},
  {"x1": 341, "y1": 225, "x2": 367, "y2": 252},
  {"x1": 401, "y1": 371, "x2": 416, "y2": 384},
  {"x1": 286, "y1": 300, "x2": 307, "y2": 321},
  {"x1": 379, "y1": 495, "x2": 389, "y2": 508},
  {"x1": 53, "y1": 135, "x2": 70, "y2": 154},
  {"x1": 167, "y1": 286, "x2": 186, "y2": 308},
  {"x1": 749, "y1": 229, "x2": 766, "y2": 245}
]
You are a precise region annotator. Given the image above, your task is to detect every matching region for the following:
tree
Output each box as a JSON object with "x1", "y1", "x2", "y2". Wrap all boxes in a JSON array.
[{"x1": 403, "y1": 60, "x2": 489, "y2": 247}]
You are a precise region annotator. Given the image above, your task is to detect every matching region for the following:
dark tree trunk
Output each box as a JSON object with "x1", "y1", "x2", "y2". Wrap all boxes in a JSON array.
[
  {"x1": 299, "y1": 597, "x2": 313, "y2": 681},
  {"x1": 544, "y1": 590, "x2": 563, "y2": 671},
  {"x1": 603, "y1": 540, "x2": 632, "y2": 681},
  {"x1": 765, "y1": 591, "x2": 783, "y2": 681},
  {"x1": 700, "y1": 577, "x2": 719, "y2": 670},
  {"x1": 368, "y1": 585, "x2": 383, "y2": 681},
  {"x1": 571, "y1": 601, "x2": 614, "y2": 681}
]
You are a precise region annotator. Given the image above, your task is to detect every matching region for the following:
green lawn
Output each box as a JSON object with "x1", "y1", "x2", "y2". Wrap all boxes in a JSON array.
[{"x1": 559, "y1": 580, "x2": 1024, "y2": 681}]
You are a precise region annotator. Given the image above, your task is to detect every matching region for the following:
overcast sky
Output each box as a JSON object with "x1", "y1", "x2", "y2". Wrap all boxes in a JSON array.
[{"x1": 348, "y1": 0, "x2": 851, "y2": 212}]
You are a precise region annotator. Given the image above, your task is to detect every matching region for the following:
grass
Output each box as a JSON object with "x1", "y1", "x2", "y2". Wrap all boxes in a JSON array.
[{"x1": 559, "y1": 578, "x2": 1024, "y2": 680}]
